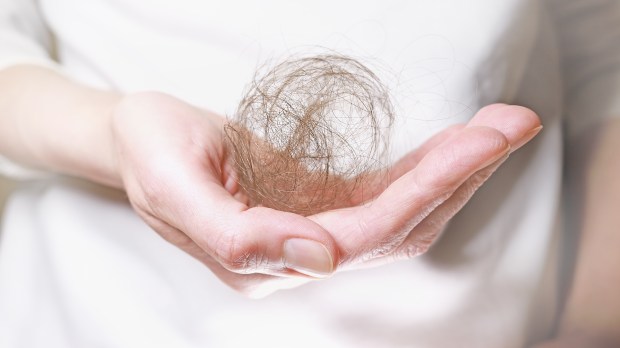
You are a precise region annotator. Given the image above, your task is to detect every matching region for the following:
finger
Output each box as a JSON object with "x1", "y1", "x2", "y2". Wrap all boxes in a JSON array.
[
  {"x1": 311, "y1": 126, "x2": 510, "y2": 263},
  {"x1": 149, "y1": 165, "x2": 340, "y2": 279},
  {"x1": 137, "y1": 195, "x2": 317, "y2": 298},
  {"x1": 216, "y1": 205, "x2": 340, "y2": 278},
  {"x1": 337, "y1": 105, "x2": 543, "y2": 269},
  {"x1": 386, "y1": 124, "x2": 465, "y2": 182},
  {"x1": 474, "y1": 102, "x2": 509, "y2": 117},
  {"x1": 392, "y1": 153, "x2": 508, "y2": 259},
  {"x1": 135, "y1": 208, "x2": 278, "y2": 293},
  {"x1": 372, "y1": 105, "x2": 541, "y2": 260},
  {"x1": 467, "y1": 104, "x2": 542, "y2": 151},
  {"x1": 384, "y1": 103, "x2": 516, "y2": 182},
  {"x1": 386, "y1": 103, "x2": 539, "y2": 181},
  {"x1": 388, "y1": 104, "x2": 542, "y2": 258},
  {"x1": 346, "y1": 103, "x2": 536, "y2": 206},
  {"x1": 338, "y1": 154, "x2": 509, "y2": 271},
  {"x1": 347, "y1": 124, "x2": 466, "y2": 206}
]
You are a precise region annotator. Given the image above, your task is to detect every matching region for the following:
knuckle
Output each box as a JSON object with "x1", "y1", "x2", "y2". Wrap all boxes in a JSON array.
[
  {"x1": 362, "y1": 229, "x2": 410, "y2": 261},
  {"x1": 367, "y1": 239, "x2": 401, "y2": 260},
  {"x1": 140, "y1": 177, "x2": 167, "y2": 203},
  {"x1": 214, "y1": 233, "x2": 267, "y2": 274},
  {"x1": 398, "y1": 233, "x2": 437, "y2": 259},
  {"x1": 355, "y1": 212, "x2": 402, "y2": 261},
  {"x1": 136, "y1": 175, "x2": 171, "y2": 215}
]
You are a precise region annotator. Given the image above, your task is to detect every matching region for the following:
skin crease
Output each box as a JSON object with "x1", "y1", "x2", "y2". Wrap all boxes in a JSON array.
[{"x1": 0, "y1": 65, "x2": 617, "y2": 345}]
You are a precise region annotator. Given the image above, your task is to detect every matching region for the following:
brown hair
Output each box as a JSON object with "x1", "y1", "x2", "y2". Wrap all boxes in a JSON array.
[{"x1": 224, "y1": 54, "x2": 394, "y2": 215}]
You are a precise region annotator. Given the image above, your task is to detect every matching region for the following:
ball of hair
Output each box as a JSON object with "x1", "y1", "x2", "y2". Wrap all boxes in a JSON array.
[{"x1": 224, "y1": 54, "x2": 394, "y2": 215}]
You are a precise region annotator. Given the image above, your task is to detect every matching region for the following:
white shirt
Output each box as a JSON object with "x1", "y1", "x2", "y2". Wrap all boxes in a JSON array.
[{"x1": 0, "y1": 1, "x2": 619, "y2": 347}]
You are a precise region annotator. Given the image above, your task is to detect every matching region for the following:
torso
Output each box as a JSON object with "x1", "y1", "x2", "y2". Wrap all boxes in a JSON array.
[{"x1": 0, "y1": 1, "x2": 563, "y2": 346}]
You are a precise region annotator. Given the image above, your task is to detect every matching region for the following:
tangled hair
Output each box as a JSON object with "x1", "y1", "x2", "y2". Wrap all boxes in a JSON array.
[{"x1": 224, "y1": 54, "x2": 395, "y2": 215}]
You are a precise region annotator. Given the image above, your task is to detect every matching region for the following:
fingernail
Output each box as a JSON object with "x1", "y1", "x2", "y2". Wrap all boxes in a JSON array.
[
  {"x1": 513, "y1": 125, "x2": 543, "y2": 150},
  {"x1": 283, "y1": 238, "x2": 334, "y2": 278}
]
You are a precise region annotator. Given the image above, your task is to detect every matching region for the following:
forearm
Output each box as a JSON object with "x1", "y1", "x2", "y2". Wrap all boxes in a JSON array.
[
  {"x1": 558, "y1": 119, "x2": 620, "y2": 343},
  {"x1": 0, "y1": 65, "x2": 122, "y2": 187}
]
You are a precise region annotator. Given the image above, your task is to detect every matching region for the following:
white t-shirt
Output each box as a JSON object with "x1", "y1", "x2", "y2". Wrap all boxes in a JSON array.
[{"x1": 0, "y1": 1, "x2": 619, "y2": 347}]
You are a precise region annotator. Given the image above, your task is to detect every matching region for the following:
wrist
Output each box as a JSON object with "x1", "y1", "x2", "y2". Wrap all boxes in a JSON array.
[
  {"x1": 72, "y1": 90, "x2": 124, "y2": 188},
  {"x1": 33, "y1": 88, "x2": 123, "y2": 187}
]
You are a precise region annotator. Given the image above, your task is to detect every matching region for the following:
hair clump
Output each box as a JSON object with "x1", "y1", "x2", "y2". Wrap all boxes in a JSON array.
[{"x1": 224, "y1": 54, "x2": 395, "y2": 215}]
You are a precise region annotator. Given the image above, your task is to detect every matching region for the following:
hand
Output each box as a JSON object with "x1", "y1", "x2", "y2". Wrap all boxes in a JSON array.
[
  {"x1": 112, "y1": 93, "x2": 540, "y2": 297},
  {"x1": 309, "y1": 103, "x2": 542, "y2": 269},
  {"x1": 111, "y1": 92, "x2": 342, "y2": 297}
]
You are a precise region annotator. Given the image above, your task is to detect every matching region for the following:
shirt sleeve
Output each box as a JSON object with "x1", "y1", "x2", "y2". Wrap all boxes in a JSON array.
[
  {"x1": 549, "y1": 0, "x2": 620, "y2": 138},
  {"x1": 0, "y1": 0, "x2": 60, "y2": 179},
  {"x1": 0, "y1": 0, "x2": 58, "y2": 68}
]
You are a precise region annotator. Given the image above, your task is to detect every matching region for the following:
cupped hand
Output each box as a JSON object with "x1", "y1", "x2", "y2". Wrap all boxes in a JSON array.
[{"x1": 111, "y1": 92, "x2": 541, "y2": 297}]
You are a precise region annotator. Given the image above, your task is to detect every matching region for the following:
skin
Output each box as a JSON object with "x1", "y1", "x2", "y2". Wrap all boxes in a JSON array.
[{"x1": 2, "y1": 64, "x2": 615, "y2": 344}]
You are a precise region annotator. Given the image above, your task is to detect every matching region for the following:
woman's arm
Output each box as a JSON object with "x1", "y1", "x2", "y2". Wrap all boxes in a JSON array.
[
  {"x1": 561, "y1": 119, "x2": 620, "y2": 344},
  {"x1": 534, "y1": 1, "x2": 620, "y2": 345},
  {"x1": 0, "y1": 65, "x2": 121, "y2": 186},
  {"x1": 534, "y1": 120, "x2": 620, "y2": 347}
]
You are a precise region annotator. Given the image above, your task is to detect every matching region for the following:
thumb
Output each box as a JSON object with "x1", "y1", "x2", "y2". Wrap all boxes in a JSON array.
[{"x1": 196, "y1": 204, "x2": 339, "y2": 278}]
